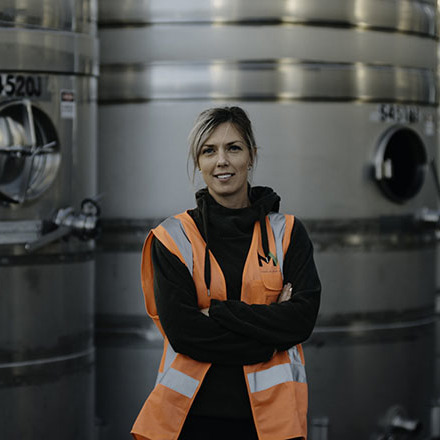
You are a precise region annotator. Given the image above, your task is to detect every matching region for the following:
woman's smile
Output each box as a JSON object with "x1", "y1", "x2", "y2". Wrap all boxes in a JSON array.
[{"x1": 214, "y1": 173, "x2": 234, "y2": 181}]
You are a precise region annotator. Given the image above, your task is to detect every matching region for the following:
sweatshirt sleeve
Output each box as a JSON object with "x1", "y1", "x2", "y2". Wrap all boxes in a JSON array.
[
  {"x1": 208, "y1": 218, "x2": 321, "y2": 351},
  {"x1": 151, "y1": 236, "x2": 275, "y2": 365}
]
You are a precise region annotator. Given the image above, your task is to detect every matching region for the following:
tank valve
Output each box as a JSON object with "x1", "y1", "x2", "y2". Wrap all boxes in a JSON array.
[
  {"x1": 432, "y1": 398, "x2": 440, "y2": 439},
  {"x1": 389, "y1": 413, "x2": 420, "y2": 432},
  {"x1": 374, "y1": 405, "x2": 422, "y2": 439},
  {"x1": 24, "y1": 198, "x2": 100, "y2": 252},
  {"x1": 415, "y1": 207, "x2": 440, "y2": 224},
  {"x1": 310, "y1": 416, "x2": 329, "y2": 440}
]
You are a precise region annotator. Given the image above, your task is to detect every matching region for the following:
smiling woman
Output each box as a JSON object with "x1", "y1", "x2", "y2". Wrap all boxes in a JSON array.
[
  {"x1": 197, "y1": 122, "x2": 253, "y2": 209},
  {"x1": 189, "y1": 107, "x2": 257, "y2": 204},
  {"x1": 131, "y1": 107, "x2": 321, "y2": 440}
]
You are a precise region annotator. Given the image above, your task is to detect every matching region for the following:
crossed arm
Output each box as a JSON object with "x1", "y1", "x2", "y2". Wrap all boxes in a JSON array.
[{"x1": 151, "y1": 219, "x2": 321, "y2": 365}]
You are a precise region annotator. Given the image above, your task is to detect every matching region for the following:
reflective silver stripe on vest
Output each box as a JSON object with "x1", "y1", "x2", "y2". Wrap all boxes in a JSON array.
[
  {"x1": 159, "y1": 368, "x2": 199, "y2": 398},
  {"x1": 247, "y1": 346, "x2": 306, "y2": 394},
  {"x1": 155, "y1": 341, "x2": 177, "y2": 386},
  {"x1": 161, "y1": 214, "x2": 287, "y2": 276},
  {"x1": 155, "y1": 343, "x2": 200, "y2": 398},
  {"x1": 160, "y1": 216, "x2": 193, "y2": 275},
  {"x1": 268, "y1": 212, "x2": 286, "y2": 274},
  {"x1": 288, "y1": 346, "x2": 307, "y2": 384}
]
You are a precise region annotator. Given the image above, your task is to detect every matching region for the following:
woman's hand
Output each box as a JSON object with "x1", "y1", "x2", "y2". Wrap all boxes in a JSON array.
[
  {"x1": 277, "y1": 282, "x2": 292, "y2": 303},
  {"x1": 200, "y1": 283, "x2": 292, "y2": 316}
]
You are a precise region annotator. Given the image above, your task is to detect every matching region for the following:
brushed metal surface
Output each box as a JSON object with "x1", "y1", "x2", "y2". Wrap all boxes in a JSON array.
[
  {"x1": 96, "y1": 340, "x2": 162, "y2": 439},
  {"x1": 1, "y1": 362, "x2": 95, "y2": 439},
  {"x1": 314, "y1": 247, "x2": 436, "y2": 319},
  {"x1": 0, "y1": 0, "x2": 97, "y2": 34},
  {"x1": 95, "y1": 250, "x2": 163, "y2": 439},
  {"x1": 305, "y1": 323, "x2": 435, "y2": 437},
  {"x1": 98, "y1": 0, "x2": 437, "y2": 38},
  {"x1": 96, "y1": 251, "x2": 146, "y2": 316},
  {"x1": 98, "y1": 101, "x2": 438, "y2": 220},
  {"x1": 99, "y1": 25, "x2": 438, "y2": 69},
  {"x1": 0, "y1": 5, "x2": 99, "y2": 439},
  {"x1": 0, "y1": 28, "x2": 98, "y2": 75},
  {"x1": 0, "y1": 262, "x2": 94, "y2": 363},
  {"x1": 0, "y1": 261, "x2": 95, "y2": 439}
]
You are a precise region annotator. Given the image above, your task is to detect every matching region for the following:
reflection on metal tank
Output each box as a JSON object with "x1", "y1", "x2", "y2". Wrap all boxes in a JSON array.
[
  {"x1": 98, "y1": 0, "x2": 438, "y2": 438},
  {"x1": 0, "y1": 1, "x2": 99, "y2": 439}
]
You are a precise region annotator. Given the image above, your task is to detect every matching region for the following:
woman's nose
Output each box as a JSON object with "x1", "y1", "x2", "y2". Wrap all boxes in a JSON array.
[{"x1": 216, "y1": 149, "x2": 229, "y2": 166}]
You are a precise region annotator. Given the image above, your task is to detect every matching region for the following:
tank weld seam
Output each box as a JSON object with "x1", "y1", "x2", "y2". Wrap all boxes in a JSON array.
[
  {"x1": 98, "y1": 97, "x2": 440, "y2": 107},
  {"x1": 0, "y1": 347, "x2": 95, "y2": 369},
  {"x1": 313, "y1": 315, "x2": 437, "y2": 334},
  {"x1": 100, "y1": 59, "x2": 437, "y2": 71},
  {"x1": 97, "y1": 19, "x2": 438, "y2": 39}
]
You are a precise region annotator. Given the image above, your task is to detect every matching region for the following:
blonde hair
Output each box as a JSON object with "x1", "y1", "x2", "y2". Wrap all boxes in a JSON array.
[{"x1": 188, "y1": 106, "x2": 258, "y2": 181}]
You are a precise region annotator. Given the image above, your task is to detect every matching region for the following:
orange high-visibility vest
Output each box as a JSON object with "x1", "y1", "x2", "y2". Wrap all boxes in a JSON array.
[{"x1": 131, "y1": 211, "x2": 308, "y2": 440}]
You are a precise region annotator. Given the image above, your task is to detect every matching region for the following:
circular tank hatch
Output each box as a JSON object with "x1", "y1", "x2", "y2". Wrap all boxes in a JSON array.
[
  {"x1": 0, "y1": 100, "x2": 60, "y2": 204},
  {"x1": 374, "y1": 126, "x2": 427, "y2": 204}
]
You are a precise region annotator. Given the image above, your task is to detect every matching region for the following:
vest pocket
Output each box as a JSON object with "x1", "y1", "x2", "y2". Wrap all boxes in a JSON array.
[{"x1": 248, "y1": 277, "x2": 283, "y2": 304}]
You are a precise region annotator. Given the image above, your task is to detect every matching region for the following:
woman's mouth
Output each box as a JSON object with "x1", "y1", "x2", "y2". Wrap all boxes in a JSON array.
[{"x1": 215, "y1": 173, "x2": 234, "y2": 181}]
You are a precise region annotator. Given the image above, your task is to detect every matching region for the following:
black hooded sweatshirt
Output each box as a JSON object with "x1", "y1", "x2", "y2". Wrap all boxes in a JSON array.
[{"x1": 151, "y1": 186, "x2": 321, "y2": 419}]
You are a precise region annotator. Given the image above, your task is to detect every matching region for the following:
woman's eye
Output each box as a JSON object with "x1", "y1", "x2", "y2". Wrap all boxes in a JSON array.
[
  {"x1": 201, "y1": 147, "x2": 214, "y2": 155},
  {"x1": 229, "y1": 145, "x2": 242, "y2": 151}
]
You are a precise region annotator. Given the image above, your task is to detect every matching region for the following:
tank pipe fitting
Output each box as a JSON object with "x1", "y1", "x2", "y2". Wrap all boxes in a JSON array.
[
  {"x1": 388, "y1": 414, "x2": 420, "y2": 432},
  {"x1": 432, "y1": 398, "x2": 440, "y2": 439},
  {"x1": 310, "y1": 416, "x2": 329, "y2": 440},
  {"x1": 24, "y1": 197, "x2": 101, "y2": 252},
  {"x1": 374, "y1": 405, "x2": 422, "y2": 440},
  {"x1": 413, "y1": 160, "x2": 440, "y2": 228},
  {"x1": 414, "y1": 207, "x2": 440, "y2": 224}
]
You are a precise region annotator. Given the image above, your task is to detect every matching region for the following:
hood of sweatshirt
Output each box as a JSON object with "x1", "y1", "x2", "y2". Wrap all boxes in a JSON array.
[
  {"x1": 192, "y1": 186, "x2": 281, "y2": 294},
  {"x1": 193, "y1": 186, "x2": 280, "y2": 233}
]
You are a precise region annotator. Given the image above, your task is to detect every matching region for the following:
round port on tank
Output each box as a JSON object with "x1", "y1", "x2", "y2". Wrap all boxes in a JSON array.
[
  {"x1": 374, "y1": 126, "x2": 427, "y2": 203},
  {"x1": 0, "y1": 99, "x2": 60, "y2": 204}
]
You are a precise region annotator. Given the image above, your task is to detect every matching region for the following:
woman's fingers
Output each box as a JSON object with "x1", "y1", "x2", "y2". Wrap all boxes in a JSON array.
[{"x1": 277, "y1": 282, "x2": 292, "y2": 303}]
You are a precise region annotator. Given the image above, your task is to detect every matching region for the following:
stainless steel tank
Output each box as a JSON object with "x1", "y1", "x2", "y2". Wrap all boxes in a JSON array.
[
  {"x1": 0, "y1": 1, "x2": 99, "y2": 439},
  {"x1": 98, "y1": 1, "x2": 438, "y2": 437}
]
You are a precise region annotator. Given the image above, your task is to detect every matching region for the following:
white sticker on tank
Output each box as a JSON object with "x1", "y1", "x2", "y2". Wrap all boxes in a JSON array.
[
  {"x1": 60, "y1": 90, "x2": 76, "y2": 119},
  {"x1": 424, "y1": 113, "x2": 435, "y2": 136}
]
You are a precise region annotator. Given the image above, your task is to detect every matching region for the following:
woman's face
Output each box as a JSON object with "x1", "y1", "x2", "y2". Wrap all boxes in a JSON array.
[{"x1": 198, "y1": 122, "x2": 251, "y2": 209}]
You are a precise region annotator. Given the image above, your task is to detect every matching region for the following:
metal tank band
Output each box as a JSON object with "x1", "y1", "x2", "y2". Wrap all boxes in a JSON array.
[
  {"x1": 0, "y1": 29, "x2": 98, "y2": 76},
  {"x1": 99, "y1": 61, "x2": 438, "y2": 105},
  {"x1": 99, "y1": 0, "x2": 437, "y2": 38}
]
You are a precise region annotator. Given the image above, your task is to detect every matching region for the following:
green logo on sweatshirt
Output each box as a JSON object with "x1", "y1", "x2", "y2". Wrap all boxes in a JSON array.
[{"x1": 257, "y1": 252, "x2": 278, "y2": 267}]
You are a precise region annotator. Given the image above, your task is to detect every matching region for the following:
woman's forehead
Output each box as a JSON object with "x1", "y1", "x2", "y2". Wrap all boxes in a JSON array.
[{"x1": 204, "y1": 122, "x2": 244, "y2": 145}]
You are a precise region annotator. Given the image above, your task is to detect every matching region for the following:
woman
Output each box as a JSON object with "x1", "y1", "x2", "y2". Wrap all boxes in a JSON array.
[{"x1": 131, "y1": 107, "x2": 321, "y2": 440}]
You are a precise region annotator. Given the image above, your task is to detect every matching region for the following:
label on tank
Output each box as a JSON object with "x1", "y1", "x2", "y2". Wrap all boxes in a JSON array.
[
  {"x1": 0, "y1": 74, "x2": 48, "y2": 100},
  {"x1": 60, "y1": 90, "x2": 76, "y2": 119},
  {"x1": 370, "y1": 104, "x2": 420, "y2": 124},
  {"x1": 423, "y1": 113, "x2": 435, "y2": 137}
]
